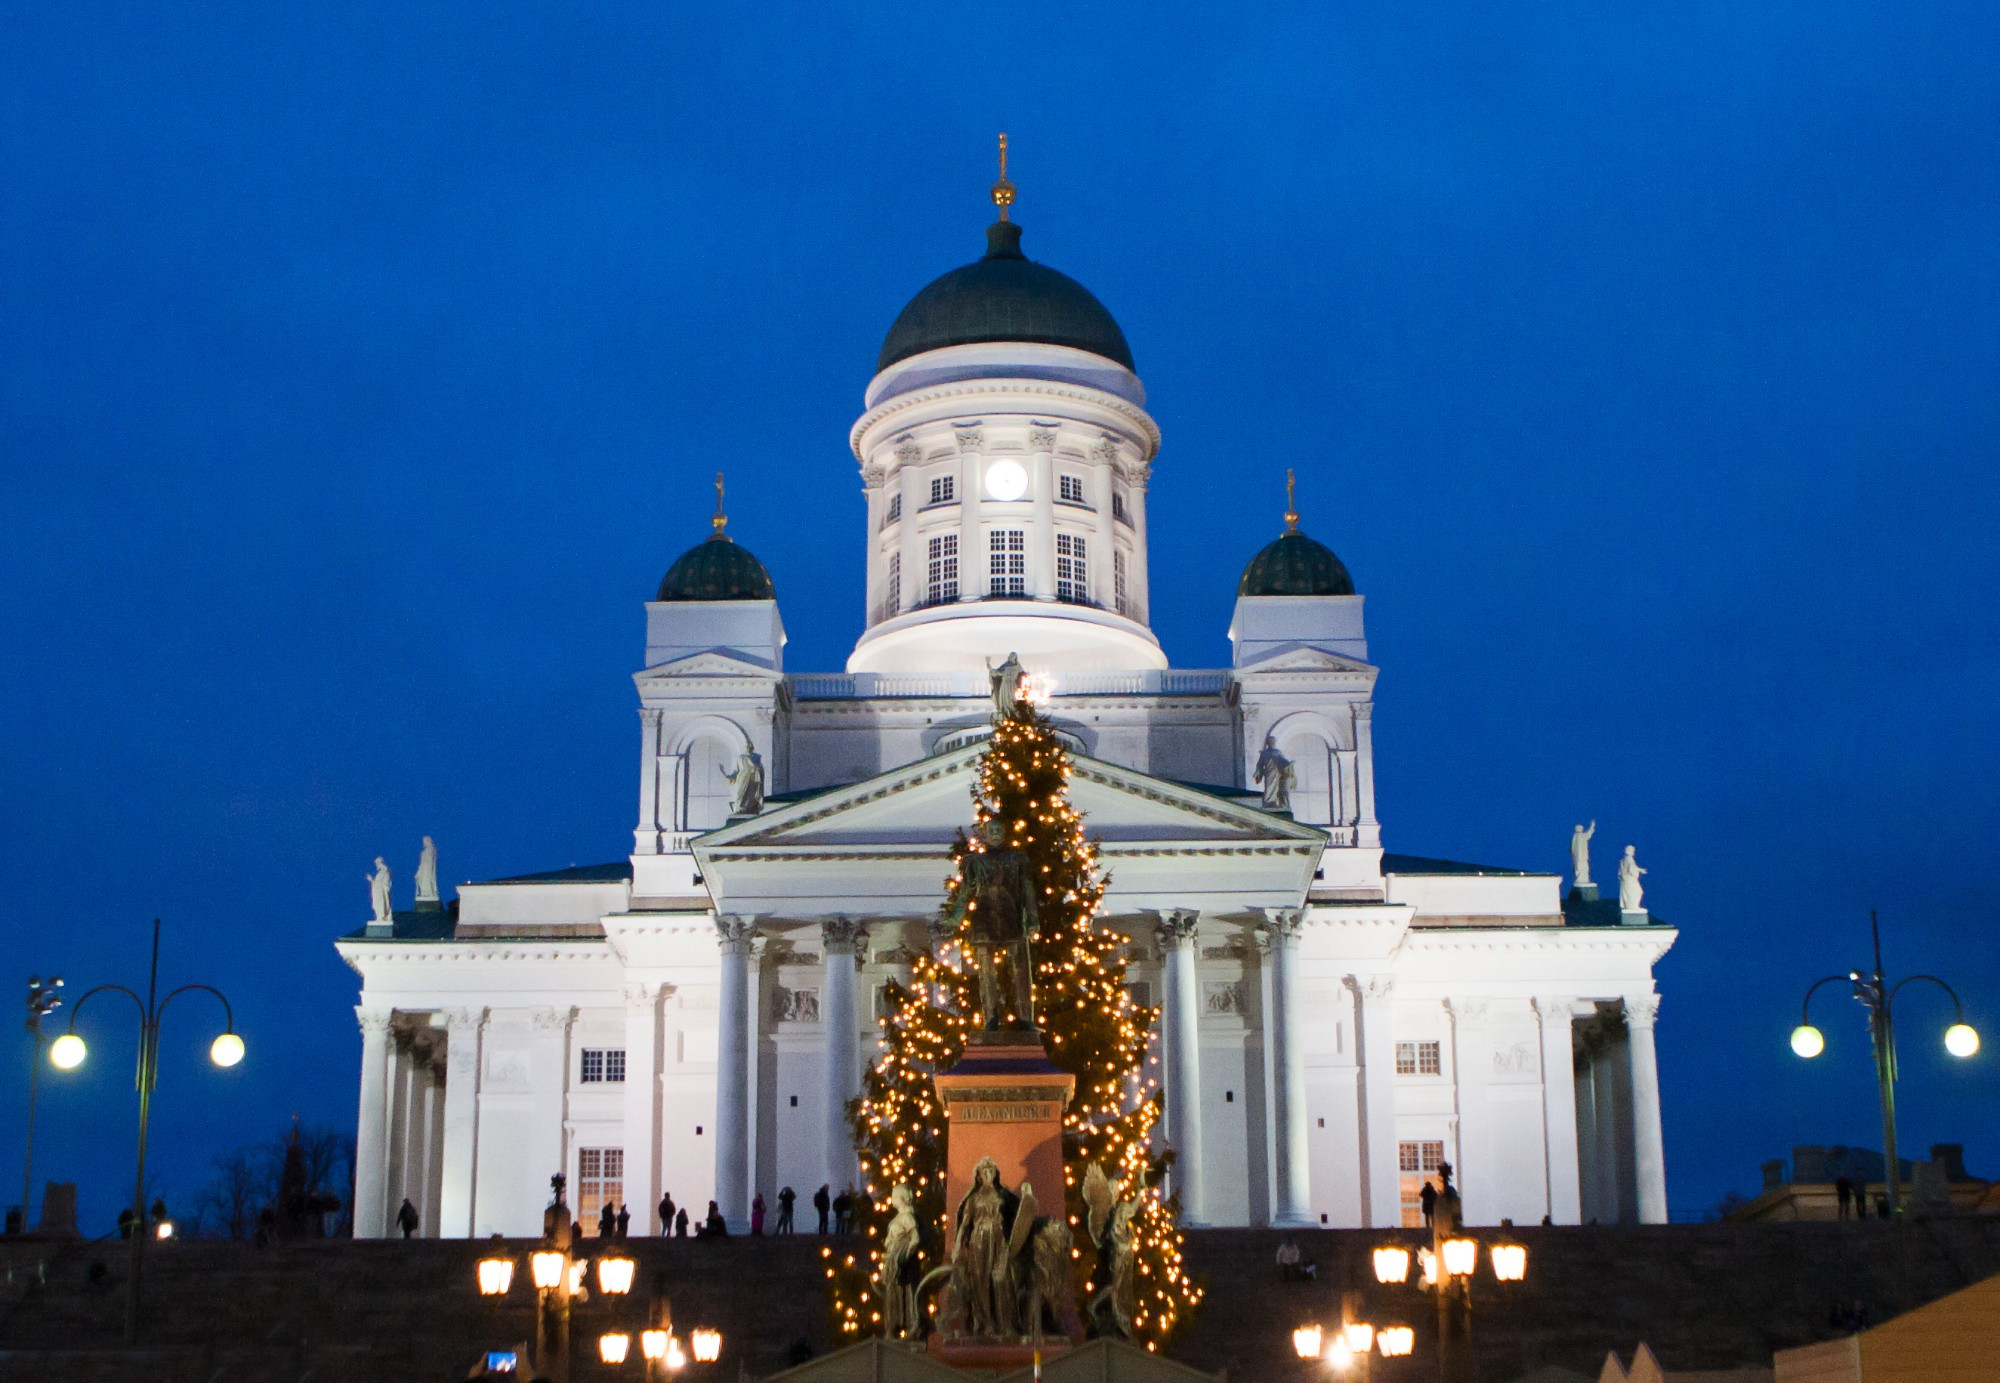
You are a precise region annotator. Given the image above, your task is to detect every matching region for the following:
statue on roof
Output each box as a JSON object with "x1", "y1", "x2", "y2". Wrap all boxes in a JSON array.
[
  {"x1": 722, "y1": 748, "x2": 765, "y2": 817},
  {"x1": 988, "y1": 652, "x2": 1025, "y2": 722},
  {"x1": 367, "y1": 857, "x2": 393, "y2": 927},
  {"x1": 1254, "y1": 734, "x2": 1295, "y2": 812},
  {"x1": 414, "y1": 836, "x2": 439, "y2": 905},
  {"x1": 1619, "y1": 845, "x2": 1647, "y2": 913},
  {"x1": 1570, "y1": 821, "x2": 1596, "y2": 890}
]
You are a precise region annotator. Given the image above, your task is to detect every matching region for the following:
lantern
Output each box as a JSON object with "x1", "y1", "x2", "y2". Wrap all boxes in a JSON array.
[
  {"x1": 1372, "y1": 1245, "x2": 1411, "y2": 1284},
  {"x1": 477, "y1": 1256, "x2": 515, "y2": 1296},
  {"x1": 1490, "y1": 1242, "x2": 1527, "y2": 1282},
  {"x1": 690, "y1": 1328, "x2": 722, "y2": 1363},
  {"x1": 598, "y1": 1332, "x2": 630, "y2": 1364},
  {"x1": 529, "y1": 1250, "x2": 565, "y2": 1290},
  {"x1": 1790, "y1": 1024, "x2": 1825, "y2": 1058},
  {"x1": 1378, "y1": 1325, "x2": 1416, "y2": 1357},
  {"x1": 1344, "y1": 1321, "x2": 1375, "y2": 1354},
  {"x1": 596, "y1": 1254, "x2": 636, "y2": 1294},
  {"x1": 1440, "y1": 1237, "x2": 1478, "y2": 1278},
  {"x1": 641, "y1": 1330, "x2": 669, "y2": 1361},
  {"x1": 1291, "y1": 1324, "x2": 1324, "y2": 1360}
]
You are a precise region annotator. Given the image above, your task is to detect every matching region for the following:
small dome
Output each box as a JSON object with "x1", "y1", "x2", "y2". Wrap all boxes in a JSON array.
[
  {"x1": 656, "y1": 535, "x2": 775, "y2": 602},
  {"x1": 877, "y1": 221, "x2": 1133, "y2": 374},
  {"x1": 1238, "y1": 530, "x2": 1355, "y2": 597}
]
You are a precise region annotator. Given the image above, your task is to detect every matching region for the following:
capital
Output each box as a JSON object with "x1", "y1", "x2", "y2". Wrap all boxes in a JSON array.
[
  {"x1": 1348, "y1": 974, "x2": 1393, "y2": 1003},
  {"x1": 528, "y1": 1006, "x2": 574, "y2": 1033},
  {"x1": 1261, "y1": 907, "x2": 1304, "y2": 947},
  {"x1": 821, "y1": 916, "x2": 870, "y2": 955},
  {"x1": 715, "y1": 914, "x2": 758, "y2": 953},
  {"x1": 355, "y1": 1007, "x2": 393, "y2": 1037},
  {"x1": 1447, "y1": 997, "x2": 1490, "y2": 1025},
  {"x1": 1534, "y1": 996, "x2": 1577, "y2": 1027},
  {"x1": 1155, "y1": 910, "x2": 1200, "y2": 949},
  {"x1": 624, "y1": 983, "x2": 661, "y2": 1011},
  {"x1": 1625, "y1": 993, "x2": 1661, "y2": 1029},
  {"x1": 445, "y1": 1006, "x2": 488, "y2": 1033}
]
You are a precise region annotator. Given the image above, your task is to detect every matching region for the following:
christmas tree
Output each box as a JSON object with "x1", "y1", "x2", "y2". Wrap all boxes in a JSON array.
[{"x1": 825, "y1": 705, "x2": 1202, "y2": 1349}]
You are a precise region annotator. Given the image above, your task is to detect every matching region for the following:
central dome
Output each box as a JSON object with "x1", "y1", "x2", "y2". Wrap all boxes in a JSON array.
[{"x1": 877, "y1": 221, "x2": 1133, "y2": 374}]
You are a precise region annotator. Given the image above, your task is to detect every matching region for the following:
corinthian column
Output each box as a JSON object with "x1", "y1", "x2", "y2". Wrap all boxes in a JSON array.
[
  {"x1": 1156, "y1": 911, "x2": 1206, "y2": 1225},
  {"x1": 821, "y1": 917, "x2": 868, "y2": 1190},
  {"x1": 623, "y1": 986, "x2": 662, "y2": 1234},
  {"x1": 1626, "y1": 994, "x2": 1669, "y2": 1224},
  {"x1": 1534, "y1": 997, "x2": 1582, "y2": 1225},
  {"x1": 1353, "y1": 976, "x2": 1400, "y2": 1228},
  {"x1": 1263, "y1": 908, "x2": 1311, "y2": 1225},
  {"x1": 353, "y1": 1009, "x2": 393, "y2": 1239},
  {"x1": 713, "y1": 916, "x2": 756, "y2": 1229}
]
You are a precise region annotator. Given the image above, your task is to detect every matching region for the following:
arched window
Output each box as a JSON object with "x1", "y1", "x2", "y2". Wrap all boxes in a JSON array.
[
  {"x1": 1281, "y1": 735, "x2": 1335, "y2": 825},
  {"x1": 681, "y1": 735, "x2": 736, "y2": 832}
]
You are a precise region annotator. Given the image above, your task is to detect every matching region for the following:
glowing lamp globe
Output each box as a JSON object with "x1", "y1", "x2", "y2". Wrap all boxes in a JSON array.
[
  {"x1": 210, "y1": 1032, "x2": 245, "y2": 1067},
  {"x1": 155, "y1": 1220, "x2": 175, "y2": 1241},
  {"x1": 1441, "y1": 1237, "x2": 1478, "y2": 1278},
  {"x1": 477, "y1": 1257, "x2": 515, "y2": 1295},
  {"x1": 1490, "y1": 1242, "x2": 1528, "y2": 1282},
  {"x1": 1327, "y1": 1336, "x2": 1355, "y2": 1371},
  {"x1": 1945, "y1": 1023, "x2": 1980, "y2": 1058},
  {"x1": 641, "y1": 1330, "x2": 669, "y2": 1361},
  {"x1": 1344, "y1": 1321, "x2": 1375, "y2": 1354},
  {"x1": 1372, "y1": 1245, "x2": 1411, "y2": 1284},
  {"x1": 690, "y1": 1328, "x2": 722, "y2": 1363},
  {"x1": 984, "y1": 458, "x2": 1029, "y2": 502},
  {"x1": 665, "y1": 1334, "x2": 688, "y2": 1369},
  {"x1": 1791, "y1": 1024, "x2": 1825, "y2": 1058},
  {"x1": 529, "y1": 1250, "x2": 566, "y2": 1290},
  {"x1": 1378, "y1": 1325, "x2": 1416, "y2": 1357},
  {"x1": 598, "y1": 1332, "x2": 630, "y2": 1365},
  {"x1": 1291, "y1": 1324, "x2": 1323, "y2": 1360},
  {"x1": 49, "y1": 1033, "x2": 86, "y2": 1070},
  {"x1": 596, "y1": 1254, "x2": 636, "y2": 1294}
]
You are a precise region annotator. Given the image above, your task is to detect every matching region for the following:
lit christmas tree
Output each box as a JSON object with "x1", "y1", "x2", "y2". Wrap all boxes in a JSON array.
[{"x1": 825, "y1": 705, "x2": 1202, "y2": 1349}]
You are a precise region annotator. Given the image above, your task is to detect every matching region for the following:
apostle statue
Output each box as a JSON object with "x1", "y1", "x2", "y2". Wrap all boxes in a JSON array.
[
  {"x1": 879, "y1": 1185, "x2": 922, "y2": 1340},
  {"x1": 414, "y1": 835, "x2": 439, "y2": 905},
  {"x1": 1570, "y1": 820, "x2": 1596, "y2": 889},
  {"x1": 950, "y1": 1157, "x2": 1014, "y2": 1338},
  {"x1": 1081, "y1": 1161, "x2": 1144, "y2": 1341},
  {"x1": 943, "y1": 819, "x2": 1039, "y2": 1031},
  {"x1": 987, "y1": 651, "x2": 1025, "y2": 722},
  {"x1": 1618, "y1": 845, "x2": 1647, "y2": 913},
  {"x1": 367, "y1": 857, "x2": 393, "y2": 926},
  {"x1": 722, "y1": 748, "x2": 765, "y2": 817},
  {"x1": 1253, "y1": 734, "x2": 1295, "y2": 812}
]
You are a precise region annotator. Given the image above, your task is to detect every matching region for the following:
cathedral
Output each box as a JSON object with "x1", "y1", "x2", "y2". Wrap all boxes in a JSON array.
[{"x1": 337, "y1": 179, "x2": 1676, "y2": 1242}]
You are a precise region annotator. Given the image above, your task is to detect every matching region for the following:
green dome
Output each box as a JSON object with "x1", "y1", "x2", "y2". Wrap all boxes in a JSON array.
[
  {"x1": 1237, "y1": 530, "x2": 1355, "y2": 597},
  {"x1": 656, "y1": 535, "x2": 775, "y2": 602},
  {"x1": 878, "y1": 221, "x2": 1134, "y2": 373}
]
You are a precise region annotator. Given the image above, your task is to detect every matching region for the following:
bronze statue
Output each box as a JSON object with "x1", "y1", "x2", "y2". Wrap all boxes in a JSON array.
[
  {"x1": 950, "y1": 1157, "x2": 1013, "y2": 1337},
  {"x1": 879, "y1": 1185, "x2": 922, "y2": 1340},
  {"x1": 944, "y1": 819, "x2": 1039, "y2": 1031}
]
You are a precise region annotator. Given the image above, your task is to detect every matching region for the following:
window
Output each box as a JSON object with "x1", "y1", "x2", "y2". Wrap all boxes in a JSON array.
[
  {"x1": 1114, "y1": 550, "x2": 1128, "y2": 616},
  {"x1": 1398, "y1": 1140, "x2": 1446, "y2": 1227},
  {"x1": 883, "y1": 552, "x2": 900, "y2": 619},
  {"x1": 884, "y1": 493, "x2": 901, "y2": 524},
  {"x1": 928, "y1": 474, "x2": 956, "y2": 506},
  {"x1": 1056, "y1": 533, "x2": 1088, "y2": 604},
  {"x1": 1395, "y1": 1040, "x2": 1442, "y2": 1076},
  {"x1": 577, "y1": 1148, "x2": 624, "y2": 1230},
  {"x1": 989, "y1": 529, "x2": 1025, "y2": 596},
  {"x1": 926, "y1": 534, "x2": 959, "y2": 605},
  {"x1": 1058, "y1": 474, "x2": 1087, "y2": 504},
  {"x1": 1112, "y1": 491, "x2": 1128, "y2": 524},
  {"x1": 580, "y1": 1048, "x2": 627, "y2": 1084}
]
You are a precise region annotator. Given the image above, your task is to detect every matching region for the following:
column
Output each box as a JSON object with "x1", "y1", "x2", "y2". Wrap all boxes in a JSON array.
[
  {"x1": 745, "y1": 936, "x2": 767, "y2": 1204},
  {"x1": 623, "y1": 986, "x2": 662, "y2": 1233},
  {"x1": 528, "y1": 1007, "x2": 572, "y2": 1204},
  {"x1": 1625, "y1": 994, "x2": 1669, "y2": 1224},
  {"x1": 353, "y1": 1009, "x2": 393, "y2": 1239},
  {"x1": 1447, "y1": 998, "x2": 1492, "y2": 1223},
  {"x1": 1535, "y1": 997, "x2": 1583, "y2": 1225},
  {"x1": 1029, "y1": 443, "x2": 1056, "y2": 599},
  {"x1": 822, "y1": 918, "x2": 867, "y2": 1190},
  {"x1": 1263, "y1": 909, "x2": 1311, "y2": 1225},
  {"x1": 1589, "y1": 1026, "x2": 1624, "y2": 1222},
  {"x1": 713, "y1": 915, "x2": 755, "y2": 1229},
  {"x1": 1353, "y1": 976, "x2": 1400, "y2": 1228},
  {"x1": 1352, "y1": 702, "x2": 1380, "y2": 849},
  {"x1": 1573, "y1": 1047, "x2": 1599, "y2": 1222},
  {"x1": 423, "y1": 1052, "x2": 447, "y2": 1237},
  {"x1": 957, "y1": 435, "x2": 982, "y2": 603},
  {"x1": 385, "y1": 1033, "x2": 415, "y2": 1222},
  {"x1": 634, "y1": 709, "x2": 663, "y2": 854},
  {"x1": 1156, "y1": 911, "x2": 1206, "y2": 1225},
  {"x1": 439, "y1": 1008, "x2": 486, "y2": 1238}
]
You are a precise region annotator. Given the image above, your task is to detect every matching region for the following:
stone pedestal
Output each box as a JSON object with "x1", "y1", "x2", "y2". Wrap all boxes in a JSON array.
[{"x1": 929, "y1": 1032, "x2": 1080, "y2": 1369}]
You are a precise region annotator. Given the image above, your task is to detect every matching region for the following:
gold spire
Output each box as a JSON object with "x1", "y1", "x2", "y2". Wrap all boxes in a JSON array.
[
  {"x1": 712, "y1": 470, "x2": 730, "y2": 539},
  {"x1": 1284, "y1": 468, "x2": 1299, "y2": 533},
  {"x1": 991, "y1": 133, "x2": 1016, "y2": 222}
]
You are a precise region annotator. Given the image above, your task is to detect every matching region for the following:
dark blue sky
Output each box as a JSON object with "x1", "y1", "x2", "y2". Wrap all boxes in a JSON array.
[{"x1": 4, "y1": 3, "x2": 1997, "y2": 1231}]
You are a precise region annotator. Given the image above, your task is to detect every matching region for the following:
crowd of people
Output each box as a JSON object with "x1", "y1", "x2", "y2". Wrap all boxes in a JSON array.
[{"x1": 390, "y1": 1182, "x2": 867, "y2": 1241}]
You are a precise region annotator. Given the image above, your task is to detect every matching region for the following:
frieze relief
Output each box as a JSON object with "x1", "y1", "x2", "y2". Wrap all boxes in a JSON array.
[
  {"x1": 1492, "y1": 1038, "x2": 1540, "y2": 1079},
  {"x1": 773, "y1": 986, "x2": 821, "y2": 1024},
  {"x1": 1203, "y1": 981, "x2": 1248, "y2": 1016}
]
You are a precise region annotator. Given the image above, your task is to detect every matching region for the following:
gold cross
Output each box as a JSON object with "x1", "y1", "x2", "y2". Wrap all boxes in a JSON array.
[
  {"x1": 713, "y1": 471, "x2": 728, "y2": 536},
  {"x1": 1284, "y1": 468, "x2": 1299, "y2": 533},
  {"x1": 992, "y1": 133, "x2": 1016, "y2": 221}
]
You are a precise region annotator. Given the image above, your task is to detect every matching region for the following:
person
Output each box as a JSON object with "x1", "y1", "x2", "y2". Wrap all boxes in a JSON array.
[
  {"x1": 750, "y1": 1193, "x2": 766, "y2": 1236},
  {"x1": 616, "y1": 1203, "x2": 631, "y2": 1240},
  {"x1": 598, "y1": 1201, "x2": 616, "y2": 1239},
  {"x1": 702, "y1": 1201, "x2": 728, "y2": 1239},
  {"x1": 659, "y1": 1192, "x2": 675, "y2": 1235},
  {"x1": 150, "y1": 1197, "x2": 169, "y2": 1231},
  {"x1": 832, "y1": 1189, "x2": 853, "y2": 1234},
  {"x1": 117, "y1": 1206, "x2": 137, "y2": 1240},
  {"x1": 1275, "y1": 1239, "x2": 1316, "y2": 1282},
  {"x1": 1835, "y1": 1175, "x2": 1853, "y2": 1220},
  {"x1": 397, "y1": 1198, "x2": 420, "y2": 1239},
  {"x1": 674, "y1": 1206, "x2": 689, "y2": 1238},
  {"x1": 1419, "y1": 1180, "x2": 1439, "y2": 1228},
  {"x1": 776, "y1": 1186, "x2": 796, "y2": 1234},
  {"x1": 814, "y1": 1184, "x2": 831, "y2": 1235}
]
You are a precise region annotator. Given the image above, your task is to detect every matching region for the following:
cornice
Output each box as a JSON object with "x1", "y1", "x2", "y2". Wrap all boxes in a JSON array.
[
  {"x1": 850, "y1": 381, "x2": 1162, "y2": 461},
  {"x1": 1401, "y1": 927, "x2": 1678, "y2": 960}
]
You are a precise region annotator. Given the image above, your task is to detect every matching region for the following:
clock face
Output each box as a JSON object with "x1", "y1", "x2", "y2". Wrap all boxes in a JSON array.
[{"x1": 984, "y1": 458, "x2": 1029, "y2": 502}]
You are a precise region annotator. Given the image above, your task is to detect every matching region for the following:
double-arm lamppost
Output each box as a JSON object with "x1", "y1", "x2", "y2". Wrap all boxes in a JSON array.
[
  {"x1": 1791, "y1": 911, "x2": 1980, "y2": 1219},
  {"x1": 19, "y1": 975, "x2": 64, "y2": 1231},
  {"x1": 47, "y1": 919, "x2": 243, "y2": 1344},
  {"x1": 1368, "y1": 1164, "x2": 1526, "y2": 1383}
]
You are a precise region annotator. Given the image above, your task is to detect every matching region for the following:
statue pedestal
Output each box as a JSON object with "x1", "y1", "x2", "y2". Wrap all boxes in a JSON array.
[
  {"x1": 1621, "y1": 909, "x2": 1650, "y2": 926},
  {"x1": 1568, "y1": 883, "x2": 1599, "y2": 904},
  {"x1": 929, "y1": 1031, "x2": 1081, "y2": 1367}
]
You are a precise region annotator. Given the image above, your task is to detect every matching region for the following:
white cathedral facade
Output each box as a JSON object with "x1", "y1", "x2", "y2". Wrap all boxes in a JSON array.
[{"x1": 338, "y1": 204, "x2": 1676, "y2": 1241}]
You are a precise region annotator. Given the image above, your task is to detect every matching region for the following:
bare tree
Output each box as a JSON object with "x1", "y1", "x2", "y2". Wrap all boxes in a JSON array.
[{"x1": 190, "y1": 1145, "x2": 275, "y2": 1240}]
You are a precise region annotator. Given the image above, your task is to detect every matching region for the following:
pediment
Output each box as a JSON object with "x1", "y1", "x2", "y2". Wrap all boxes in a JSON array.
[
  {"x1": 694, "y1": 744, "x2": 1326, "y2": 854},
  {"x1": 635, "y1": 650, "x2": 783, "y2": 682},
  {"x1": 1235, "y1": 643, "x2": 1378, "y2": 677}
]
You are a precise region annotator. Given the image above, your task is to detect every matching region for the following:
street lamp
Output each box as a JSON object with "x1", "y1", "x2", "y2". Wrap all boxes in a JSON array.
[
  {"x1": 52, "y1": 919, "x2": 241, "y2": 1344},
  {"x1": 1371, "y1": 1163, "x2": 1525, "y2": 1383},
  {"x1": 1293, "y1": 1324, "x2": 1324, "y2": 1360},
  {"x1": 1792, "y1": 910, "x2": 1981, "y2": 1218},
  {"x1": 19, "y1": 975, "x2": 64, "y2": 1233}
]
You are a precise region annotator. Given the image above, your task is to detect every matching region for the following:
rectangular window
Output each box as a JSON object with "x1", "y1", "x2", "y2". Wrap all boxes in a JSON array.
[
  {"x1": 1397, "y1": 1140, "x2": 1447, "y2": 1227},
  {"x1": 580, "y1": 1048, "x2": 626, "y2": 1084},
  {"x1": 884, "y1": 493, "x2": 901, "y2": 524},
  {"x1": 1394, "y1": 1040, "x2": 1441, "y2": 1076},
  {"x1": 577, "y1": 1147, "x2": 624, "y2": 1230},
  {"x1": 1112, "y1": 491, "x2": 1128, "y2": 524},
  {"x1": 1058, "y1": 474, "x2": 1087, "y2": 504},
  {"x1": 883, "y1": 552, "x2": 900, "y2": 618},
  {"x1": 989, "y1": 529, "x2": 1025, "y2": 596},
  {"x1": 1114, "y1": 550, "x2": 1128, "y2": 616},
  {"x1": 926, "y1": 534, "x2": 959, "y2": 605},
  {"x1": 1056, "y1": 533, "x2": 1088, "y2": 604},
  {"x1": 928, "y1": 474, "x2": 956, "y2": 506}
]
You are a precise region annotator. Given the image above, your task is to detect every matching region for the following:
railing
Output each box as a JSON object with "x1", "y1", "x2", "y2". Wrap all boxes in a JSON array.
[{"x1": 789, "y1": 669, "x2": 1231, "y2": 701}]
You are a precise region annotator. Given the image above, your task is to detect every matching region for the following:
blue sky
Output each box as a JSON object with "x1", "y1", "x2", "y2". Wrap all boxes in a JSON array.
[{"x1": 3, "y1": 2, "x2": 1997, "y2": 1230}]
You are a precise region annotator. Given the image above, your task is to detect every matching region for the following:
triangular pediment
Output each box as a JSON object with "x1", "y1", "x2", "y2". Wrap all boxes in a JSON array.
[
  {"x1": 693, "y1": 743, "x2": 1326, "y2": 853},
  {"x1": 634, "y1": 649, "x2": 783, "y2": 682},
  {"x1": 1236, "y1": 643, "x2": 1378, "y2": 677}
]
